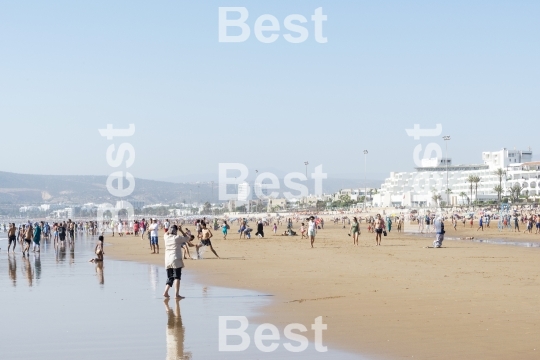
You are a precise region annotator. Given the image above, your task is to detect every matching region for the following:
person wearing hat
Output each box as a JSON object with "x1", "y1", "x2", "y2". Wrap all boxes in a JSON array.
[{"x1": 163, "y1": 225, "x2": 195, "y2": 299}]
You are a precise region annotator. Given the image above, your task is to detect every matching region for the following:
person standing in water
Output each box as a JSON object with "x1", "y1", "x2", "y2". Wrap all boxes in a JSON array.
[
  {"x1": 22, "y1": 223, "x2": 33, "y2": 256},
  {"x1": 8, "y1": 223, "x2": 17, "y2": 253},
  {"x1": 90, "y1": 236, "x2": 105, "y2": 262},
  {"x1": 163, "y1": 225, "x2": 195, "y2": 299},
  {"x1": 32, "y1": 222, "x2": 42, "y2": 253}
]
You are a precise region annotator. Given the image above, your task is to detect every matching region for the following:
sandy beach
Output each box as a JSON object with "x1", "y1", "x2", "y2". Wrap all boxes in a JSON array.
[{"x1": 104, "y1": 219, "x2": 540, "y2": 359}]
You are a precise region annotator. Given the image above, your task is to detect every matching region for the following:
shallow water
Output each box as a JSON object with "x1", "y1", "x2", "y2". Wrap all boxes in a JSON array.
[
  {"x1": 405, "y1": 230, "x2": 540, "y2": 248},
  {"x1": 0, "y1": 234, "x2": 363, "y2": 359}
]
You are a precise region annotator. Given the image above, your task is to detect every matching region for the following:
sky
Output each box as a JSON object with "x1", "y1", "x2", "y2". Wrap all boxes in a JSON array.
[{"x1": 1, "y1": 0, "x2": 539, "y2": 183}]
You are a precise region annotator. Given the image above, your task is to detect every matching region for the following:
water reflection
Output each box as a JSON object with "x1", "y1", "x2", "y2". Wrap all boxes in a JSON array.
[
  {"x1": 56, "y1": 242, "x2": 67, "y2": 263},
  {"x1": 21, "y1": 255, "x2": 33, "y2": 287},
  {"x1": 164, "y1": 299, "x2": 192, "y2": 360},
  {"x1": 149, "y1": 265, "x2": 159, "y2": 292},
  {"x1": 70, "y1": 243, "x2": 75, "y2": 265},
  {"x1": 8, "y1": 256, "x2": 16, "y2": 286},
  {"x1": 95, "y1": 262, "x2": 104, "y2": 286},
  {"x1": 34, "y1": 253, "x2": 41, "y2": 281}
]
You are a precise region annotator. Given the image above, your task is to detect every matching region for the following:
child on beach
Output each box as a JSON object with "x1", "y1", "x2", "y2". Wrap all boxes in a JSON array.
[
  {"x1": 89, "y1": 236, "x2": 104, "y2": 263},
  {"x1": 221, "y1": 221, "x2": 229, "y2": 240},
  {"x1": 300, "y1": 223, "x2": 307, "y2": 239},
  {"x1": 273, "y1": 223, "x2": 277, "y2": 235}
]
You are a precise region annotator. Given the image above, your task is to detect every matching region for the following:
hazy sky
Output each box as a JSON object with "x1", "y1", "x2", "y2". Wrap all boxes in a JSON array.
[{"x1": 1, "y1": 1, "x2": 539, "y2": 182}]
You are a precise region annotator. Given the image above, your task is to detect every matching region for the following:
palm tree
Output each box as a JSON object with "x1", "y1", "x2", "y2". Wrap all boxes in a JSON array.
[
  {"x1": 459, "y1": 191, "x2": 467, "y2": 207},
  {"x1": 473, "y1": 176, "x2": 481, "y2": 206},
  {"x1": 510, "y1": 183, "x2": 522, "y2": 203},
  {"x1": 493, "y1": 168, "x2": 507, "y2": 203},
  {"x1": 493, "y1": 185, "x2": 503, "y2": 203},
  {"x1": 467, "y1": 175, "x2": 475, "y2": 207},
  {"x1": 523, "y1": 189, "x2": 530, "y2": 203},
  {"x1": 431, "y1": 193, "x2": 442, "y2": 207}
]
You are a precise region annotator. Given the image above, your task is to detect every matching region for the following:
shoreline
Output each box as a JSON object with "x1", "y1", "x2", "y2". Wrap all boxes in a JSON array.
[{"x1": 104, "y1": 223, "x2": 540, "y2": 359}]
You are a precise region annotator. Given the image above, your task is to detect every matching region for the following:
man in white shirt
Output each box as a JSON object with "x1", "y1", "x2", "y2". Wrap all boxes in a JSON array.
[
  {"x1": 163, "y1": 225, "x2": 195, "y2": 299},
  {"x1": 150, "y1": 218, "x2": 160, "y2": 254},
  {"x1": 308, "y1": 216, "x2": 317, "y2": 248}
]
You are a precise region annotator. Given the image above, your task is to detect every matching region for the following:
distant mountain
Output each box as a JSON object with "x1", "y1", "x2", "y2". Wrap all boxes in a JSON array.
[{"x1": 0, "y1": 171, "x2": 384, "y2": 205}]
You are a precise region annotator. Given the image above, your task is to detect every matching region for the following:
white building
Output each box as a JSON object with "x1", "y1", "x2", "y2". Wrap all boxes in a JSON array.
[{"x1": 373, "y1": 148, "x2": 537, "y2": 207}]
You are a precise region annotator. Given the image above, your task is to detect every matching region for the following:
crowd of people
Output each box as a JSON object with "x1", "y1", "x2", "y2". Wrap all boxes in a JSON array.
[{"x1": 5, "y1": 206, "x2": 538, "y2": 298}]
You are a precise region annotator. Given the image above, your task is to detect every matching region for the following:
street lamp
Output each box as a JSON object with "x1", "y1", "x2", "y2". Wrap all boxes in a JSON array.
[
  {"x1": 304, "y1": 161, "x2": 309, "y2": 179},
  {"x1": 363, "y1": 150, "x2": 368, "y2": 210},
  {"x1": 443, "y1": 136, "x2": 451, "y2": 205}
]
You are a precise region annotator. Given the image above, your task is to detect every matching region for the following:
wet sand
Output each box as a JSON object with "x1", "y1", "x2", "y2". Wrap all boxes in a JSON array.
[
  {"x1": 1, "y1": 234, "x2": 361, "y2": 359},
  {"x1": 105, "y1": 222, "x2": 540, "y2": 359}
]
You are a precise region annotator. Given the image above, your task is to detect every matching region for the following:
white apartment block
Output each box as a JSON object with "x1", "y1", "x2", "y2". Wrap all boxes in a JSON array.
[{"x1": 373, "y1": 148, "x2": 537, "y2": 207}]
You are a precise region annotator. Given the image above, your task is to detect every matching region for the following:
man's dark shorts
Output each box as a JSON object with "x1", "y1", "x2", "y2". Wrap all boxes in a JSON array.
[
  {"x1": 166, "y1": 267, "x2": 182, "y2": 286},
  {"x1": 375, "y1": 229, "x2": 383, "y2": 234},
  {"x1": 8, "y1": 235, "x2": 16, "y2": 244},
  {"x1": 200, "y1": 239, "x2": 212, "y2": 247}
]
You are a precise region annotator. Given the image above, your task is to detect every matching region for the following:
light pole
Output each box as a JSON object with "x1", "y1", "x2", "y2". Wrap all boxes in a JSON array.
[
  {"x1": 363, "y1": 150, "x2": 368, "y2": 210},
  {"x1": 304, "y1": 161, "x2": 309, "y2": 179},
  {"x1": 443, "y1": 136, "x2": 451, "y2": 205}
]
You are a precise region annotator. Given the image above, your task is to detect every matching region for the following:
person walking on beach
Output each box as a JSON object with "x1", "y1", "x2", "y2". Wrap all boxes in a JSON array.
[
  {"x1": 221, "y1": 221, "x2": 229, "y2": 240},
  {"x1": 149, "y1": 218, "x2": 160, "y2": 254},
  {"x1": 58, "y1": 222, "x2": 67, "y2": 244},
  {"x1": 197, "y1": 223, "x2": 220, "y2": 259},
  {"x1": 163, "y1": 225, "x2": 195, "y2": 299},
  {"x1": 300, "y1": 223, "x2": 307, "y2": 238},
  {"x1": 8, "y1": 223, "x2": 16, "y2": 253},
  {"x1": 255, "y1": 220, "x2": 264, "y2": 238},
  {"x1": 22, "y1": 223, "x2": 33, "y2": 256},
  {"x1": 350, "y1": 217, "x2": 360, "y2": 246},
  {"x1": 476, "y1": 216, "x2": 484, "y2": 231},
  {"x1": 425, "y1": 215, "x2": 432, "y2": 233},
  {"x1": 308, "y1": 216, "x2": 317, "y2": 248},
  {"x1": 513, "y1": 215, "x2": 520, "y2": 232},
  {"x1": 32, "y1": 222, "x2": 41, "y2": 252},
  {"x1": 374, "y1": 214, "x2": 385, "y2": 246},
  {"x1": 433, "y1": 216, "x2": 445, "y2": 248}
]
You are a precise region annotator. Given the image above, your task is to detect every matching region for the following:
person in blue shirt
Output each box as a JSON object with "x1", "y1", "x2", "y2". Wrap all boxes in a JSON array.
[{"x1": 476, "y1": 216, "x2": 484, "y2": 231}]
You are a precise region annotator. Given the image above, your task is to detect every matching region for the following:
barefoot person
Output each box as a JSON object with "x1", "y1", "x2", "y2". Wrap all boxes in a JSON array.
[
  {"x1": 350, "y1": 217, "x2": 360, "y2": 246},
  {"x1": 89, "y1": 236, "x2": 105, "y2": 262},
  {"x1": 23, "y1": 223, "x2": 33, "y2": 256},
  {"x1": 221, "y1": 221, "x2": 229, "y2": 240},
  {"x1": 163, "y1": 225, "x2": 195, "y2": 299},
  {"x1": 196, "y1": 223, "x2": 220, "y2": 259},
  {"x1": 308, "y1": 216, "x2": 317, "y2": 248},
  {"x1": 374, "y1": 214, "x2": 385, "y2": 246},
  {"x1": 7, "y1": 223, "x2": 17, "y2": 253},
  {"x1": 32, "y1": 222, "x2": 41, "y2": 253},
  {"x1": 433, "y1": 215, "x2": 445, "y2": 248},
  {"x1": 149, "y1": 218, "x2": 160, "y2": 254}
]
